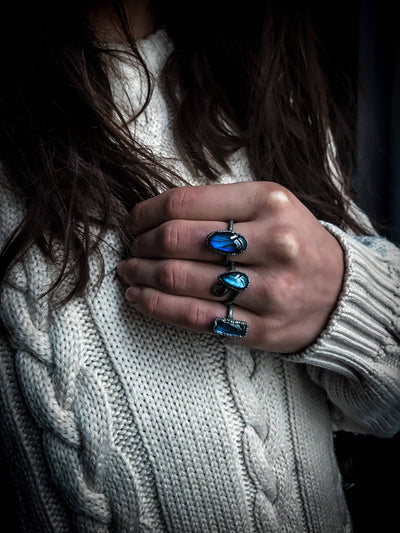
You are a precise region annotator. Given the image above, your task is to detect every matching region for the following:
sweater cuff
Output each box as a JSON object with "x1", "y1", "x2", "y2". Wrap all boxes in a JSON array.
[{"x1": 286, "y1": 223, "x2": 399, "y2": 379}]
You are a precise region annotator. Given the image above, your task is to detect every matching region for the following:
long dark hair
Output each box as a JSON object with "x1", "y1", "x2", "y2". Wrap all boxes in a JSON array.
[{"x1": 0, "y1": 0, "x2": 367, "y2": 304}]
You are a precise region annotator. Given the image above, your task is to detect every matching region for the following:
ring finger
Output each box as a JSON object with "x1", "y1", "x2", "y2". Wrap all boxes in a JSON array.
[{"x1": 117, "y1": 257, "x2": 268, "y2": 313}]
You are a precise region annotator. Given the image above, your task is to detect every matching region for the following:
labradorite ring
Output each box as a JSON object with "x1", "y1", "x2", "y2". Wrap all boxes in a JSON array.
[
  {"x1": 211, "y1": 264, "x2": 250, "y2": 304},
  {"x1": 213, "y1": 305, "x2": 249, "y2": 338},
  {"x1": 206, "y1": 220, "x2": 248, "y2": 256}
]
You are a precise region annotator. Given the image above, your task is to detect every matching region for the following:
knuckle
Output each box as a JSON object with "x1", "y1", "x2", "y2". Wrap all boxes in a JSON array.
[
  {"x1": 117, "y1": 258, "x2": 138, "y2": 283},
  {"x1": 258, "y1": 270, "x2": 294, "y2": 309},
  {"x1": 122, "y1": 257, "x2": 139, "y2": 283},
  {"x1": 184, "y1": 303, "x2": 205, "y2": 329},
  {"x1": 160, "y1": 221, "x2": 181, "y2": 254},
  {"x1": 158, "y1": 261, "x2": 182, "y2": 292},
  {"x1": 263, "y1": 184, "x2": 292, "y2": 212},
  {"x1": 271, "y1": 227, "x2": 300, "y2": 262},
  {"x1": 146, "y1": 291, "x2": 162, "y2": 317},
  {"x1": 164, "y1": 187, "x2": 188, "y2": 220}
]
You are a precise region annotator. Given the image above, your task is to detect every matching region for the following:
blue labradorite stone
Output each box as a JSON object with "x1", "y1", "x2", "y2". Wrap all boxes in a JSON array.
[
  {"x1": 214, "y1": 318, "x2": 249, "y2": 338},
  {"x1": 219, "y1": 271, "x2": 249, "y2": 290},
  {"x1": 207, "y1": 231, "x2": 248, "y2": 255}
]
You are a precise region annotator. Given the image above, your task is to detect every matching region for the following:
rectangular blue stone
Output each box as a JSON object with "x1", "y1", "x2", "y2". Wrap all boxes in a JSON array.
[{"x1": 213, "y1": 317, "x2": 248, "y2": 338}]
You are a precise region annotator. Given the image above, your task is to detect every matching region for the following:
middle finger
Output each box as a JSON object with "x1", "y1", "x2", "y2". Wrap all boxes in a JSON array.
[{"x1": 131, "y1": 219, "x2": 260, "y2": 264}]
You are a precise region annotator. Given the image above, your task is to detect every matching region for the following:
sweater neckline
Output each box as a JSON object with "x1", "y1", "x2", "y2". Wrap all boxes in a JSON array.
[{"x1": 106, "y1": 26, "x2": 173, "y2": 78}]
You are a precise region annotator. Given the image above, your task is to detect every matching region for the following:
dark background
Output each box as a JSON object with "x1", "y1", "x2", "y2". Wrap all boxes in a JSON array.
[
  {"x1": 352, "y1": 0, "x2": 400, "y2": 246},
  {"x1": 1, "y1": 0, "x2": 399, "y2": 530},
  {"x1": 319, "y1": 1, "x2": 400, "y2": 531}
]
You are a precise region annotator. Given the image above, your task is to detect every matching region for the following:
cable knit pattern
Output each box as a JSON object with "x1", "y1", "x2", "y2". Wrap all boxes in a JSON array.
[
  {"x1": 1, "y1": 27, "x2": 400, "y2": 532},
  {"x1": 224, "y1": 345, "x2": 304, "y2": 532},
  {"x1": 225, "y1": 345, "x2": 279, "y2": 531},
  {"x1": 1, "y1": 277, "x2": 167, "y2": 531}
]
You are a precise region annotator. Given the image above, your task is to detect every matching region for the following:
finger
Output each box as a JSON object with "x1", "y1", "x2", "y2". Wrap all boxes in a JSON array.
[
  {"x1": 124, "y1": 285, "x2": 267, "y2": 347},
  {"x1": 126, "y1": 181, "x2": 267, "y2": 234},
  {"x1": 117, "y1": 258, "x2": 268, "y2": 312},
  {"x1": 131, "y1": 219, "x2": 261, "y2": 264}
]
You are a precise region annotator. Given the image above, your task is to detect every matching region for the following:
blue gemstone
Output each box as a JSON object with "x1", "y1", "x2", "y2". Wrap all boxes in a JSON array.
[
  {"x1": 219, "y1": 271, "x2": 249, "y2": 290},
  {"x1": 214, "y1": 318, "x2": 249, "y2": 338},
  {"x1": 207, "y1": 231, "x2": 248, "y2": 255}
]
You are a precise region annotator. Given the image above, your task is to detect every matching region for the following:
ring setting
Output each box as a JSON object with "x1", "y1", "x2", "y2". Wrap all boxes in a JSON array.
[
  {"x1": 217, "y1": 270, "x2": 249, "y2": 291},
  {"x1": 213, "y1": 305, "x2": 249, "y2": 338},
  {"x1": 211, "y1": 264, "x2": 249, "y2": 305},
  {"x1": 206, "y1": 220, "x2": 248, "y2": 256}
]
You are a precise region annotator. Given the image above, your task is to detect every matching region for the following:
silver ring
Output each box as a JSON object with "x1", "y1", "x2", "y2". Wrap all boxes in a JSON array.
[{"x1": 213, "y1": 305, "x2": 249, "y2": 338}]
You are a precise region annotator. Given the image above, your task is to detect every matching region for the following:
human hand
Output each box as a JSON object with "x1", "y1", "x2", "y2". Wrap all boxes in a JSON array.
[{"x1": 117, "y1": 181, "x2": 344, "y2": 353}]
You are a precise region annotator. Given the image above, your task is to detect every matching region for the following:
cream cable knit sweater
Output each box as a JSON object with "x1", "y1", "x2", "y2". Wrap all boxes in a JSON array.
[{"x1": 1, "y1": 28, "x2": 400, "y2": 533}]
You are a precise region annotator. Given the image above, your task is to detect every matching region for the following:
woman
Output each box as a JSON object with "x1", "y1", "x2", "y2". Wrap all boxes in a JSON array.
[{"x1": 0, "y1": 1, "x2": 399, "y2": 531}]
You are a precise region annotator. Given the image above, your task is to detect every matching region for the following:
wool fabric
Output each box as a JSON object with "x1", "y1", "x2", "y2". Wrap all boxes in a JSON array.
[{"x1": 1, "y1": 28, "x2": 400, "y2": 532}]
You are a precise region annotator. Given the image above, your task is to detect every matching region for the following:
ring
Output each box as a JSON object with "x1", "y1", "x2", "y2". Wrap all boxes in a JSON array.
[
  {"x1": 213, "y1": 305, "x2": 249, "y2": 338},
  {"x1": 206, "y1": 220, "x2": 248, "y2": 256},
  {"x1": 211, "y1": 263, "x2": 250, "y2": 304}
]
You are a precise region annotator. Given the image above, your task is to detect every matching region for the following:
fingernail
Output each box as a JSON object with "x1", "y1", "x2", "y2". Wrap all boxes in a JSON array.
[{"x1": 125, "y1": 286, "x2": 141, "y2": 303}]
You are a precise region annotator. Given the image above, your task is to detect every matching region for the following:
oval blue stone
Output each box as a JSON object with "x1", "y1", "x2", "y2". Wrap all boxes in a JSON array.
[
  {"x1": 219, "y1": 271, "x2": 249, "y2": 290},
  {"x1": 207, "y1": 231, "x2": 247, "y2": 255},
  {"x1": 214, "y1": 318, "x2": 249, "y2": 338}
]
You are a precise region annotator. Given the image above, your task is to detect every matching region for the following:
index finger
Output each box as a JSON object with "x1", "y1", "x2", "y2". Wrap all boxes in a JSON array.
[{"x1": 125, "y1": 181, "x2": 263, "y2": 235}]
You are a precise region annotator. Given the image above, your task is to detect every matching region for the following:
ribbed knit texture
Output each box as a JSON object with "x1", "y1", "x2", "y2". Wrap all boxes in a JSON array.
[{"x1": 0, "y1": 27, "x2": 399, "y2": 532}]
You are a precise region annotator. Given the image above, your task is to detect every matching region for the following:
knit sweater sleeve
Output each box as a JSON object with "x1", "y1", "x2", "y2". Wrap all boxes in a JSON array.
[{"x1": 286, "y1": 222, "x2": 400, "y2": 438}]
